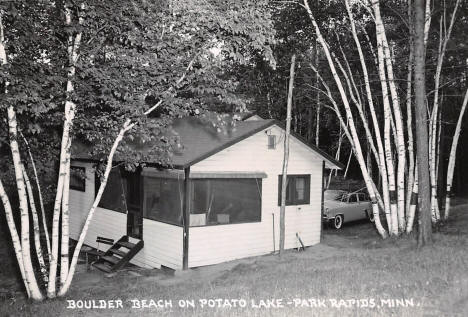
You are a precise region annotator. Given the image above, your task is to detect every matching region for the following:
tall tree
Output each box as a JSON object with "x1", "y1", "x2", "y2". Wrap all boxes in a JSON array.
[
  {"x1": 413, "y1": 0, "x2": 432, "y2": 246},
  {"x1": 279, "y1": 54, "x2": 296, "y2": 254}
]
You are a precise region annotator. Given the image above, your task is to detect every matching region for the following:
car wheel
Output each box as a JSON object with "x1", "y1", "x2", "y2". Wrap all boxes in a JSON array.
[
  {"x1": 367, "y1": 210, "x2": 375, "y2": 223},
  {"x1": 333, "y1": 215, "x2": 343, "y2": 229}
]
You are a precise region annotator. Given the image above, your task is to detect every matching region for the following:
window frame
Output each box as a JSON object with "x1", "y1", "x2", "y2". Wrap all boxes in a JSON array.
[
  {"x1": 189, "y1": 178, "x2": 263, "y2": 227},
  {"x1": 70, "y1": 166, "x2": 86, "y2": 192},
  {"x1": 142, "y1": 176, "x2": 184, "y2": 226},
  {"x1": 277, "y1": 174, "x2": 311, "y2": 206}
]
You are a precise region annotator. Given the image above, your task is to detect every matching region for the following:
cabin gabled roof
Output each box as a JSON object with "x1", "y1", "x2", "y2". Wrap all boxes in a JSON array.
[{"x1": 72, "y1": 116, "x2": 343, "y2": 169}]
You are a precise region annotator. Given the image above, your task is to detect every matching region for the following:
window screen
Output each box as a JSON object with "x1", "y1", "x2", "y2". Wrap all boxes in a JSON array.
[
  {"x1": 143, "y1": 176, "x2": 184, "y2": 226},
  {"x1": 98, "y1": 168, "x2": 127, "y2": 213},
  {"x1": 190, "y1": 178, "x2": 262, "y2": 226},
  {"x1": 70, "y1": 166, "x2": 86, "y2": 192},
  {"x1": 278, "y1": 175, "x2": 311, "y2": 206}
]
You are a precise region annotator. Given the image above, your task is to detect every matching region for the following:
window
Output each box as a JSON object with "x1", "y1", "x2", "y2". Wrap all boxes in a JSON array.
[
  {"x1": 97, "y1": 169, "x2": 127, "y2": 213},
  {"x1": 70, "y1": 166, "x2": 86, "y2": 192},
  {"x1": 278, "y1": 175, "x2": 310, "y2": 206},
  {"x1": 190, "y1": 178, "x2": 262, "y2": 226},
  {"x1": 143, "y1": 176, "x2": 184, "y2": 226},
  {"x1": 357, "y1": 193, "x2": 369, "y2": 202},
  {"x1": 268, "y1": 135, "x2": 277, "y2": 149},
  {"x1": 348, "y1": 194, "x2": 358, "y2": 203}
]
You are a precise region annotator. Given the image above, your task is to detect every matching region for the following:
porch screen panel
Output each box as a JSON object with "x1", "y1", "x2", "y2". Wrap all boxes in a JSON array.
[
  {"x1": 98, "y1": 169, "x2": 127, "y2": 213},
  {"x1": 143, "y1": 176, "x2": 184, "y2": 226},
  {"x1": 190, "y1": 178, "x2": 262, "y2": 226}
]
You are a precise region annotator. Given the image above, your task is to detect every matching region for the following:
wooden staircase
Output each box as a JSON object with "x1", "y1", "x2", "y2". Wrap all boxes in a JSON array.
[{"x1": 92, "y1": 236, "x2": 144, "y2": 273}]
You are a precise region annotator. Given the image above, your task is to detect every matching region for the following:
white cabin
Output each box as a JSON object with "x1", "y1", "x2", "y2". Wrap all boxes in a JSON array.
[{"x1": 69, "y1": 117, "x2": 342, "y2": 270}]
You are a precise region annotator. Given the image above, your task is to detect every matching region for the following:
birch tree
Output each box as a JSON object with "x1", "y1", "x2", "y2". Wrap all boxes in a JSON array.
[
  {"x1": 280, "y1": 54, "x2": 296, "y2": 254},
  {"x1": 444, "y1": 88, "x2": 468, "y2": 218}
]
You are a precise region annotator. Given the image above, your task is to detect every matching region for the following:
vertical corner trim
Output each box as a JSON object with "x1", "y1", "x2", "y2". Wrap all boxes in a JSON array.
[
  {"x1": 320, "y1": 161, "x2": 325, "y2": 242},
  {"x1": 183, "y1": 167, "x2": 190, "y2": 270}
]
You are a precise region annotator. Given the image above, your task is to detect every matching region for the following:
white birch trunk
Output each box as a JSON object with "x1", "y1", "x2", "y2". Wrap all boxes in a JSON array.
[
  {"x1": 406, "y1": 161, "x2": 418, "y2": 233},
  {"x1": 315, "y1": 45, "x2": 320, "y2": 147},
  {"x1": 373, "y1": 0, "x2": 406, "y2": 233},
  {"x1": 60, "y1": 156, "x2": 70, "y2": 287},
  {"x1": 344, "y1": 150, "x2": 352, "y2": 179},
  {"x1": 22, "y1": 164, "x2": 48, "y2": 287},
  {"x1": 405, "y1": 1, "x2": 415, "y2": 218},
  {"x1": 304, "y1": 0, "x2": 387, "y2": 238},
  {"x1": 8, "y1": 107, "x2": 43, "y2": 300},
  {"x1": 423, "y1": 0, "x2": 431, "y2": 48},
  {"x1": 280, "y1": 54, "x2": 295, "y2": 254},
  {"x1": 429, "y1": 0, "x2": 460, "y2": 223},
  {"x1": 372, "y1": 11, "x2": 398, "y2": 235},
  {"x1": 444, "y1": 88, "x2": 468, "y2": 218},
  {"x1": 21, "y1": 132, "x2": 51, "y2": 260}
]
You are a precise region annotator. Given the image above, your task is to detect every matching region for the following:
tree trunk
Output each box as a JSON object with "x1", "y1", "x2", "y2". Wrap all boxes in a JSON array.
[
  {"x1": 21, "y1": 132, "x2": 51, "y2": 260},
  {"x1": 406, "y1": 161, "x2": 419, "y2": 233},
  {"x1": 428, "y1": 0, "x2": 460, "y2": 223},
  {"x1": 414, "y1": 0, "x2": 432, "y2": 246},
  {"x1": 8, "y1": 107, "x2": 43, "y2": 300},
  {"x1": 22, "y1": 164, "x2": 49, "y2": 287},
  {"x1": 406, "y1": 1, "x2": 416, "y2": 221},
  {"x1": 60, "y1": 157, "x2": 70, "y2": 287},
  {"x1": 314, "y1": 45, "x2": 320, "y2": 147},
  {"x1": 445, "y1": 88, "x2": 468, "y2": 218},
  {"x1": 279, "y1": 54, "x2": 296, "y2": 254}
]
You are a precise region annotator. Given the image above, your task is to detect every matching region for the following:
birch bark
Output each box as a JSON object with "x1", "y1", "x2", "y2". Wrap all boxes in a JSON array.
[
  {"x1": 428, "y1": 0, "x2": 460, "y2": 223},
  {"x1": 372, "y1": 0, "x2": 406, "y2": 233},
  {"x1": 444, "y1": 88, "x2": 468, "y2": 218},
  {"x1": 8, "y1": 107, "x2": 43, "y2": 300},
  {"x1": 20, "y1": 132, "x2": 51, "y2": 259},
  {"x1": 280, "y1": 54, "x2": 295, "y2": 254},
  {"x1": 22, "y1": 164, "x2": 48, "y2": 286}
]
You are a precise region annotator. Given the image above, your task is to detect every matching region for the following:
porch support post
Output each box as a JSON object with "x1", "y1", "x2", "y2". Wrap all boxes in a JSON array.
[
  {"x1": 183, "y1": 167, "x2": 190, "y2": 270},
  {"x1": 320, "y1": 161, "x2": 325, "y2": 241}
]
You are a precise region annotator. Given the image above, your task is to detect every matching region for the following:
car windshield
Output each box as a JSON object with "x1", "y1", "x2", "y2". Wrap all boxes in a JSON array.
[{"x1": 324, "y1": 190, "x2": 346, "y2": 201}]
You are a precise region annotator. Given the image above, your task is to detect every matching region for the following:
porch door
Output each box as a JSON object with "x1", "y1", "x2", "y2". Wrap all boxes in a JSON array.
[{"x1": 124, "y1": 169, "x2": 143, "y2": 239}]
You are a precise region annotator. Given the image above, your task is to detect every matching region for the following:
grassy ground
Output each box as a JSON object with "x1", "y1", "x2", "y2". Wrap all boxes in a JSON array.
[{"x1": 1, "y1": 199, "x2": 467, "y2": 317}]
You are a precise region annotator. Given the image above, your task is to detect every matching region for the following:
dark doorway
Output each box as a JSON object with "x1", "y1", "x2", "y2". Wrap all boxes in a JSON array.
[{"x1": 124, "y1": 168, "x2": 143, "y2": 239}]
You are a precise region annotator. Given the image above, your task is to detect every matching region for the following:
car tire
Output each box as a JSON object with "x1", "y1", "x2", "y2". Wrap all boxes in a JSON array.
[
  {"x1": 367, "y1": 210, "x2": 375, "y2": 223},
  {"x1": 333, "y1": 215, "x2": 343, "y2": 229}
]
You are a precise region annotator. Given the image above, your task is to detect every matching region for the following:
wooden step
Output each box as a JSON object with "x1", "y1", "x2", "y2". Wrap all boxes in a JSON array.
[
  {"x1": 109, "y1": 248, "x2": 127, "y2": 257},
  {"x1": 101, "y1": 255, "x2": 120, "y2": 264},
  {"x1": 117, "y1": 241, "x2": 136, "y2": 249},
  {"x1": 92, "y1": 262, "x2": 112, "y2": 273}
]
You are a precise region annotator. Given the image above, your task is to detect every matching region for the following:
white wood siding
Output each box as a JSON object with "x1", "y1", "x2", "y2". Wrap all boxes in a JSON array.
[
  {"x1": 189, "y1": 125, "x2": 324, "y2": 268},
  {"x1": 69, "y1": 161, "x2": 95, "y2": 241},
  {"x1": 132, "y1": 220, "x2": 183, "y2": 270}
]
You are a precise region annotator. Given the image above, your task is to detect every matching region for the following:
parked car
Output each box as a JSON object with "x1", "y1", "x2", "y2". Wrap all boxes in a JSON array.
[{"x1": 323, "y1": 189, "x2": 374, "y2": 229}]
